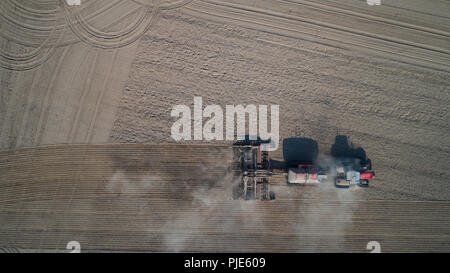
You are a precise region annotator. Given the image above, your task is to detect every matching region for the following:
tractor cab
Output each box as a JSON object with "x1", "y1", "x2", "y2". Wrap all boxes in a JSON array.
[
  {"x1": 335, "y1": 163, "x2": 375, "y2": 187},
  {"x1": 335, "y1": 165, "x2": 360, "y2": 187}
]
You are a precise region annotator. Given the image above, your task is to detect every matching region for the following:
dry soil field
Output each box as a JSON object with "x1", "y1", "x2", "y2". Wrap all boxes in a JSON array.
[{"x1": 0, "y1": 0, "x2": 449, "y2": 252}]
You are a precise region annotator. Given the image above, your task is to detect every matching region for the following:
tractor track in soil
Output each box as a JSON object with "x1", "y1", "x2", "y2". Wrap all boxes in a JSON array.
[
  {"x1": 0, "y1": 0, "x2": 195, "y2": 69},
  {"x1": 183, "y1": 0, "x2": 450, "y2": 72}
]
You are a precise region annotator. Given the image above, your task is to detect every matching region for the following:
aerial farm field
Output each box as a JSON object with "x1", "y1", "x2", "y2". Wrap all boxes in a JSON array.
[{"x1": 0, "y1": 0, "x2": 449, "y2": 252}]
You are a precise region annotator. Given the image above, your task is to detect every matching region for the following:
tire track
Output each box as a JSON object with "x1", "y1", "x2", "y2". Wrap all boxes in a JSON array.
[
  {"x1": 183, "y1": 4, "x2": 450, "y2": 73},
  {"x1": 62, "y1": 0, "x2": 161, "y2": 49},
  {"x1": 281, "y1": 0, "x2": 450, "y2": 38},
  {"x1": 33, "y1": 46, "x2": 71, "y2": 145},
  {"x1": 199, "y1": 0, "x2": 450, "y2": 55},
  {"x1": 68, "y1": 49, "x2": 100, "y2": 143},
  {"x1": 0, "y1": 0, "x2": 66, "y2": 70},
  {"x1": 0, "y1": 0, "x2": 136, "y2": 69},
  {"x1": 15, "y1": 68, "x2": 42, "y2": 147},
  {"x1": 0, "y1": 66, "x2": 15, "y2": 132},
  {"x1": 17, "y1": 46, "x2": 90, "y2": 147},
  {"x1": 131, "y1": 0, "x2": 194, "y2": 10},
  {"x1": 188, "y1": 0, "x2": 450, "y2": 72},
  {"x1": 0, "y1": 0, "x2": 191, "y2": 70},
  {"x1": 0, "y1": 70, "x2": 30, "y2": 148},
  {"x1": 0, "y1": 0, "x2": 101, "y2": 47},
  {"x1": 8, "y1": 0, "x2": 58, "y2": 15},
  {"x1": 86, "y1": 49, "x2": 119, "y2": 142},
  {"x1": 1, "y1": 0, "x2": 60, "y2": 32},
  {"x1": 1, "y1": 0, "x2": 123, "y2": 33},
  {"x1": 381, "y1": 2, "x2": 450, "y2": 20}
]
